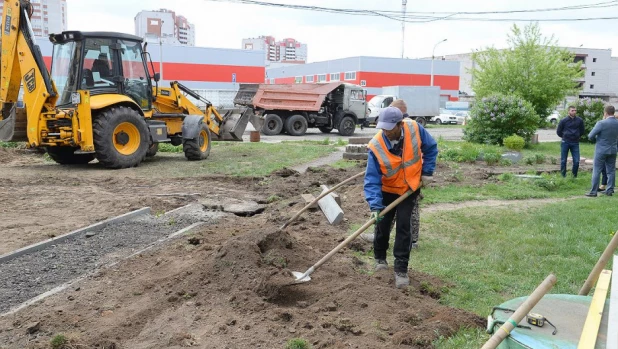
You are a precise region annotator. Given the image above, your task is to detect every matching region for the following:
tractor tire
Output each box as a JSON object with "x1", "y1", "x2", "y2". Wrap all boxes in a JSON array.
[
  {"x1": 46, "y1": 147, "x2": 95, "y2": 165},
  {"x1": 146, "y1": 143, "x2": 159, "y2": 157},
  {"x1": 319, "y1": 126, "x2": 333, "y2": 134},
  {"x1": 183, "y1": 123, "x2": 211, "y2": 161},
  {"x1": 284, "y1": 114, "x2": 308, "y2": 136},
  {"x1": 338, "y1": 115, "x2": 356, "y2": 137},
  {"x1": 93, "y1": 106, "x2": 149, "y2": 169},
  {"x1": 261, "y1": 114, "x2": 283, "y2": 136}
]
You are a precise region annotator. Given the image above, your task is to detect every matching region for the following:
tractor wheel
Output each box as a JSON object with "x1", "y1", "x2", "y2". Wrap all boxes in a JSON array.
[
  {"x1": 284, "y1": 114, "x2": 308, "y2": 136},
  {"x1": 46, "y1": 147, "x2": 95, "y2": 165},
  {"x1": 93, "y1": 106, "x2": 149, "y2": 169},
  {"x1": 338, "y1": 115, "x2": 356, "y2": 137},
  {"x1": 146, "y1": 143, "x2": 159, "y2": 157},
  {"x1": 261, "y1": 114, "x2": 283, "y2": 136},
  {"x1": 183, "y1": 123, "x2": 211, "y2": 161}
]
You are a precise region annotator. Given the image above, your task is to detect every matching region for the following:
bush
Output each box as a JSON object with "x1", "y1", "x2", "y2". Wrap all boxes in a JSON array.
[
  {"x1": 503, "y1": 134, "x2": 525, "y2": 151},
  {"x1": 439, "y1": 143, "x2": 481, "y2": 163},
  {"x1": 565, "y1": 98, "x2": 606, "y2": 142},
  {"x1": 499, "y1": 173, "x2": 514, "y2": 181},
  {"x1": 534, "y1": 154, "x2": 546, "y2": 164},
  {"x1": 500, "y1": 158, "x2": 513, "y2": 166},
  {"x1": 463, "y1": 94, "x2": 538, "y2": 146},
  {"x1": 523, "y1": 156, "x2": 536, "y2": 165},
  {"x1": 483, "y1": 149, "x2": 502, "y2": 166}
]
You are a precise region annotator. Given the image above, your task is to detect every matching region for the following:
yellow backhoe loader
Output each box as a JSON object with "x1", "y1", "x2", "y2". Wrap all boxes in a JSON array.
[{"x1": 0, "y1": 0, "x2": 260, "y2": 168}]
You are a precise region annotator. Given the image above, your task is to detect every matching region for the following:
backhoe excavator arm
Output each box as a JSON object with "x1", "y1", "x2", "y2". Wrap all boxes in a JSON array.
[{"x1": 0, "y1": 0, "x2": 58, "y2": 143}]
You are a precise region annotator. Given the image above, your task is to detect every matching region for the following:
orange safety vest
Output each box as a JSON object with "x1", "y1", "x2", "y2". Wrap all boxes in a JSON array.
[{"x1": 367, "y1": 119, "x2": 423, "y2": 195}]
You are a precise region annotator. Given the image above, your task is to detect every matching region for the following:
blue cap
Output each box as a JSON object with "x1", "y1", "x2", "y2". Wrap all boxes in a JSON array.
[{"x1": 377, "y1": 107, "x2": 403, "y2": 130}]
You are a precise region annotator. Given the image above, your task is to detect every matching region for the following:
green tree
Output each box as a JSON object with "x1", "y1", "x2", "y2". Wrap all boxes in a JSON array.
[{"x1": 471, "y1": 23, "x2": 583, "y2": 122}]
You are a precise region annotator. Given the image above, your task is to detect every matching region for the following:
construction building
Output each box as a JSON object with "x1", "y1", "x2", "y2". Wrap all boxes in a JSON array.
[
  {"x1": 265, "y1": 56, "x2": 460, "y2": 102},
  {"x1": 0, "y1": 0, "x2": 67, "y2": 37},
  {"x1": 134, "y1": 9, "x2": 195, "y2": 46},
  {"x1": 242, "y1": 36, "x2": 307, "y2": 66},
  {"x1": 440, "y1": 47, "x2": 618, "y2": 104}
]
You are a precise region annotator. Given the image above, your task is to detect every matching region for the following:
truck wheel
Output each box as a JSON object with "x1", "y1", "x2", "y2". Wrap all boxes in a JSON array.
[
  {"x1": 262, "y1": 114, "x2": 283, "y2": 136},
  {"x1": 183, "y1": 123, "x2": 211, "y2": 161},
  {"x1": 93, "y1": 106, "x2": 149, "y2": 169},
  {"x1": 434, "y1": 118, "x2": 441, "y2": 125},
  {"x1": 146, "y1": 143, "x2": 158, "y2": 157},
  {"x1": 46, "y1": 147, "x2": 95, "y2": 165},
  {"x1": 284, "y1": 114, "x2": 308, "y2": 136},
  {"x1": 416, "y1": 117, "x2": 427, "y2": 127},
  {"x1": 318, "y1": 126, "x2": 333, "y2": 134},
  {"x1": 338, "y1": 115, "x2": 356, "y2": 137}
]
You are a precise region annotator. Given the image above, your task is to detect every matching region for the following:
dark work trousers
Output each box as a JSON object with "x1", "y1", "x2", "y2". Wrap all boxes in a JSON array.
[{"x1": 373, "y1": 189, "x2": 420, "y2": 273}]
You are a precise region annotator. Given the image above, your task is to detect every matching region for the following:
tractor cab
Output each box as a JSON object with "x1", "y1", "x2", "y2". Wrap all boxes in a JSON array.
[{"x1": 49, "y1": 31, "x2": 155, "y2": 111}]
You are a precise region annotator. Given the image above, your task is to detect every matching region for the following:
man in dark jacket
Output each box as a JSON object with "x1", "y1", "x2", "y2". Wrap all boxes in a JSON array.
[{"x1": 557, "y1": 106, "x2": 585, "y2": 178}]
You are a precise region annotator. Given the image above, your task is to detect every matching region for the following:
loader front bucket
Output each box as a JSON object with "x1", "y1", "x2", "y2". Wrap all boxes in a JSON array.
[
  {"x1": 215, "y1": 107, "x2": 264, "y2": 141},
  {"x1": 0, "y1": 104, "x2": 27, "y2": 142}
]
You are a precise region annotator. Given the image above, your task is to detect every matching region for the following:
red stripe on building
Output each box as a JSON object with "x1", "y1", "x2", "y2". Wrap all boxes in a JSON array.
[
  {"x1": 358, "y1": 72, "x2": 459, "y2": 91},
  {"x1": 163, "y1": 63, "x2": 264, "y2": 83}
]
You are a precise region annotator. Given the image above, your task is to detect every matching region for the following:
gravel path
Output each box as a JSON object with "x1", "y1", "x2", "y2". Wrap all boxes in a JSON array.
[
  {"x1": 0, "y1": 206, "x2": 220, "y2": 314},
  {"x1": 291, "y1": 147, "x2": 345, "y2": 173}
]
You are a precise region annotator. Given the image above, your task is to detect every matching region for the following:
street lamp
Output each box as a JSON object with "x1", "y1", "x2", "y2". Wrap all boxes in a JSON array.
[{"x1": 430, "y1": 38, "x2": 447, "y2": 86}]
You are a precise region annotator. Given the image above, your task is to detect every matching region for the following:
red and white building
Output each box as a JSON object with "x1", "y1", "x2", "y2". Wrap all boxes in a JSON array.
[
  {"x1": 242, "y1": 36, "x2": 307, "y2": 66},
  {"x1": 265, "y1": 56, "x2": 460, "y2": 102},
  {"x1": 0, "y1": 0, "x2": 67, "y2": 37}
]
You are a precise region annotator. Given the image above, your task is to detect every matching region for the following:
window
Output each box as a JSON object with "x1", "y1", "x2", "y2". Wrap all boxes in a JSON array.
[
  {"x1": 350, "y1": 90, "x2": 365, "y2": 100},
  {"x1": 119, "y1": 40, "x2": 150, "y2": 110},
  {"x1": 593, "y1": 58, "x2": 597, "y2": 63},
  {"x1": 591, "y1": 72, "x2": 596, "y2": 76},
  {"x1": 305, "y1": 75, "x2": 314, "y2": 83},
  {"x1": 330, "y1": 73, "x2": 340, "y2": 81},
  {"x1": 269, "y1": 78, "x2": 275, "y2": 84},
  {"x1": 317, "y1": 74, "x2": 327, "y2": 83},
  {"x1": 294, "y1": 76, "x2": 302, "y2": 84},
  {"x1": 82, "y1": 38, "x2": 117, "y2": 91},
  {"x1": 590, "y1": 84, "x2": 595, "y2": 89},
  {"x1": 344, "y1": 71, "x2": 356, "y2": 81}
]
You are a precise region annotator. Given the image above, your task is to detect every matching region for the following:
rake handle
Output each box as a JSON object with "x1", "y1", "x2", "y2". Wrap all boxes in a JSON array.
[
  {"x1": 302, "y1": 190, "x2": 413, "y2": 277},
  {"x1": 280, "y1": 170, "x2": 366, "y2": 230}
]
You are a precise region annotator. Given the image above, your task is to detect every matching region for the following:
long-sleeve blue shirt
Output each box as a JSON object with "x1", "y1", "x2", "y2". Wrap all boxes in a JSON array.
[
  {"x1": 556, "y1": 116, "x2": 585, "y2": 143},
  {"x1": 364, "y1": 124, "x2": 438, "y2": 211}
]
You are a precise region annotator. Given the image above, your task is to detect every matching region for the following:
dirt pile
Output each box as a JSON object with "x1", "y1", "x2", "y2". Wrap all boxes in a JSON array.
[{"x1": 0, "y1": 147, "x2": 19, "y2": 164}]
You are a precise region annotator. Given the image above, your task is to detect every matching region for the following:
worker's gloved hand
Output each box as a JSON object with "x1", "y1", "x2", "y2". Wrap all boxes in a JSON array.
[
  {"x1": 370, "y1": 211, "x2": 382, "y2": 223},
  {"x1": 421, "y1": 175, "x2": 434, "y2": 187}
]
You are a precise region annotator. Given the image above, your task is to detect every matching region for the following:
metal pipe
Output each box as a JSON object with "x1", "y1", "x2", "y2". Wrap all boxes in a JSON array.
[{"x1": 430, "y1": 38, "x2": 447, "y2": 86}]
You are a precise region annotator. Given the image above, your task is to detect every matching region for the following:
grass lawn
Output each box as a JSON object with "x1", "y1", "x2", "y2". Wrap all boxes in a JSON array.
[
  {"x1": 423, "y1": 173, "x2": 594, "y2": 205},
  {"x1": 438, "y1": 140, "x2": 596, "y2": 160},
  {"x1": 421, "y1": 198, "x2": 616, "y2": 348},
  {"x1": 151, "y1": 141, "x2": 340, "y2": 177}
]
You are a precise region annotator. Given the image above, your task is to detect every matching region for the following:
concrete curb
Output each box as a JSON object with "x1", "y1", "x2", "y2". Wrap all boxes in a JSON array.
[
  {"x1": 0, "y1": 207, "x2": 151, "y2": 265},
  {"x1": 1, "y1": 221, "x2": 205, "y2": 317}
]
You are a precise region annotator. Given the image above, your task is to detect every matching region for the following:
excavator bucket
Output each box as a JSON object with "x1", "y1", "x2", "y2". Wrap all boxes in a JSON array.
[
  {"x1": 215, "y1": 107, "x2": 264, "y2": 141},
  {"x1": 0, "y1": 104, "x2": 27, "y2": 142}
]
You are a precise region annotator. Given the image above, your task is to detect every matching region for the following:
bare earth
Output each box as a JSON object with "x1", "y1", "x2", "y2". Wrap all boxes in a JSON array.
[{"x1": 0, "y1": 148, "x2": 579, "y2": 348}]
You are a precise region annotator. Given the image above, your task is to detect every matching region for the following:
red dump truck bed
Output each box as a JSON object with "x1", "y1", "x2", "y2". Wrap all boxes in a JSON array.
[{"x1": 251, "y1": 82, "x2": 342, "y2": 112}]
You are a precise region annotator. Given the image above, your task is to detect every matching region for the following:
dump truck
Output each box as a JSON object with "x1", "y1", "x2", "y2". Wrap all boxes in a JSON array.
[
  {"x1": 367, "y1": 86, "x2": 441, "y2": 127},
  {"x1": 235, "y1": 82, "x2": 367, "y2": 137},
  {"x1": 0, "y1": 0, "x2": 259, "y2": 168}
]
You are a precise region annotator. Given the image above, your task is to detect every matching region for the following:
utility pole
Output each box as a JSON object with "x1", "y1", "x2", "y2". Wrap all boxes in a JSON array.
[{"x1": 401, "y1": 0, "x2": 407, "y2": 59}]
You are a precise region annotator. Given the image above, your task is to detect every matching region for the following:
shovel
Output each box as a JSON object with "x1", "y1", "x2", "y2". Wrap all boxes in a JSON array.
[
  {"x1": 279, "y1": 170, "x2": 365, "y2": 231},
  {"x1": 291, "y1": 189, "x2": 413, "y2": 284}
]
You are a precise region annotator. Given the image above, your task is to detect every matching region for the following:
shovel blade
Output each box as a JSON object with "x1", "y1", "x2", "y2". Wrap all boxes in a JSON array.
[{"x1": 291, "y1": 271, "x2": 311, "y2": 284}]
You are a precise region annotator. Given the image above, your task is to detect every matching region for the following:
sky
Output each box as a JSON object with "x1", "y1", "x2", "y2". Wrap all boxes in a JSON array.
[{"x1": 67, "y1": 0, "x2": 618, "y2": 62}]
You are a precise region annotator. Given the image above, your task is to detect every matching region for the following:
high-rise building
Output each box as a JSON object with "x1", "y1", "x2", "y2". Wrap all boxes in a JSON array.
[
  {"x1": 242, "y1": 36, "x2": 307, "y2": 65},
  {"x1": 134, "y1": 9, "x2": 195, "y2": 46},
  {"x1": 0, "y1": 0, "x2": 67, "y2": 37}
]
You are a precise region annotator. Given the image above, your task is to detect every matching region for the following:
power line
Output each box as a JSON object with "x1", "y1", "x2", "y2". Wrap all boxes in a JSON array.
[{"x1": 204, "y1": 0, "x2": 618, "y2": 23}]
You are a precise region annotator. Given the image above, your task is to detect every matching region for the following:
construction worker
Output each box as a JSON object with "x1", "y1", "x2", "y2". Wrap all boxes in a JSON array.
[
  {"x1": 364, "y1": 106, "x2": 438, "y2": 289},
  {"x1": 361, "y1": 99, "x2": 422, "y2": 248}
]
